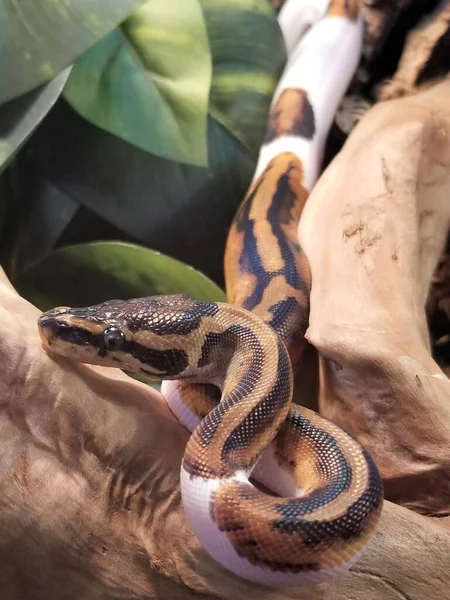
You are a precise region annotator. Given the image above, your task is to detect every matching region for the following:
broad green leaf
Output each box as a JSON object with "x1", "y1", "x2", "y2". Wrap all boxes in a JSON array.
[
  {"x1": 0, "y1": 0, "x2": 146, "y2": 104},
  {"x1": 203, "y1": 0, "x2": 286, "y2": 154},
  {"x1": 64, "y1": 0, "x2": 211, "y2": 166},
  {"x1": 63, "y1": 0, "x2": 284, "y2": 165},
  {"x1": 14, "y1": 241, "x2": 226, "y2": 311},
  {"x1": 0, "y1": 67, "x2": 72, "y2": 174},
  {"x1": 24, "y1": 99, "x2": 255, "y2": 285}
]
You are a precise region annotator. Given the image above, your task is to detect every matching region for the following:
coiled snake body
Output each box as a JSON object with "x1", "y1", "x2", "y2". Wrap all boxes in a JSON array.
[{"x1": 38, "y1": 0, "x2": 383, "y2": 588}]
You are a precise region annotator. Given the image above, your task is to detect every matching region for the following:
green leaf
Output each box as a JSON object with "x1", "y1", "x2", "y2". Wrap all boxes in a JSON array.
[
  {"x1": 64, "y1": 0, "x2": 211, "y2": 166},
  {"x1": 0, "y1": 0, "x2": 146, "y2": 104},
  {"x1": 14, "y1": 241, "x2": 226, "y2": 311},
  {"x1": 203, "y1": 0, "x2": 286, "y2": 154},
  {"x1": 63, "y1": 0, "x2": 284, "y2": 165},
  {"x1": 24, "y1": 99, "x2": 255, "y2": 285},
  {"x1": 0, "y1": 67, "x2": 72, "y2": 174}
]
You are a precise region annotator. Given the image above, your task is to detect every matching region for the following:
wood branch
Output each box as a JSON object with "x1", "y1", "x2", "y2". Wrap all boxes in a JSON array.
[
  {"x1": 359, "y1": 0, "x2": 412, "y2": 62},
  {"x1": 0, "y1": 292, "x2": 449, "y2": 599},
  {"x1": 298, "y1": 79, "x2": 450, "y2": 515},
  {"x1": 168, "y1": 501, "x2": 450, "y2": 600},
  {"x1": 3, "y1": 49, "x2": 450, "y2": 600},
  {"x1": 377, "y1": 1, "x2": 450, "y2": 101},
  {"x1": 1, "y1": 103, "x2": 450, "y2": 596}
]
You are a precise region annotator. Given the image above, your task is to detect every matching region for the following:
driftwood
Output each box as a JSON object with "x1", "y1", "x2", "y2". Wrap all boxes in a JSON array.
[
  {"x1": 377, "y1": 1, "x2": 450, "y2": 102},
  {"x1": 299, "y1": 79, "x2": 450, "y2": 515},
  {"x1": 359, "y1": 0, "x2": 412, "y2": 63},
  {"x1": 334, "y1": 2, "x2": 450, "y2": 144},
  {"x1": 0, "y1": 82, "x2": 450, "y2": 598},
  {"x1": 0, "y1": 270, "x2": 449, "y2": 599}
]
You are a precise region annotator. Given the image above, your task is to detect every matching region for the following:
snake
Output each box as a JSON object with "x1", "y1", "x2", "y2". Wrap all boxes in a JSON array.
[{"x1": 37, "y1": 0, "x2": 384, "y2": 589}]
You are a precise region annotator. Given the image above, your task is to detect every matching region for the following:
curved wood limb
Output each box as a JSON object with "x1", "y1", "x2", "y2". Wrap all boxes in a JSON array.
[{"x1": 299, "y1": 79, "x2": 450, "y2": 515}]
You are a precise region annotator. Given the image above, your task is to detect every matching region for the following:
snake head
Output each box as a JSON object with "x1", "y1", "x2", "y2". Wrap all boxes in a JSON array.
[
  {"x1": 37, "y1": 294, "x2": 218, "y2": 378},
  {"x1": 38, "y1": 300, "x2": 128, "y2": 367}
]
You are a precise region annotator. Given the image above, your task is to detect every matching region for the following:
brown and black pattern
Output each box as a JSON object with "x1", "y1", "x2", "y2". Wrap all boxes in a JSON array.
[
  {"x1": 183, "y1": 323, "x2": 293, "y2": 480},
  {"x1": 208, "y1": 396, "x2": 383, "y2": 573},
  {"x1": 39, "y1": 292, "x2": 384, "y2": 576},
  {"x1": 211, "y1": 469, "x2": 381, "y2": 573},
  {"x1": 272, "y1": 406, "x2": 382, "y2": 522},
  {"x1": 224, "y1": 152, "x2": 311, "y2": 372},
  {"x1": 327, "y1": 0, "x2": 359, "y2": 20},
  {"x1": 265, "y1": 89, "x2": 316, "y2": 144},
  {"x1": 175, "y1": 381, "x2": 221, "y2": 421},
  {"x1": 211, "y1": 407, "x2": 383, "y2": 573},
  {"x1": 38, "y1": 305, "x2": 190, "y2": 377},
  {"x1": 38, "y1": 295, "x2": 227, "y2": 379}
]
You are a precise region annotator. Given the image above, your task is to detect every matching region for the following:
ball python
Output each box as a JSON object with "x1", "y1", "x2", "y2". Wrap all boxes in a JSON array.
[{"x1": 37, "y1": 0, "x2": 384, "y2": 589}]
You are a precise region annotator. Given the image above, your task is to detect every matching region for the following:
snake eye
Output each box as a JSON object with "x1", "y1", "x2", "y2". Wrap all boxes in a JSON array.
[{"x1": 102, "y1": 327, "x2": 126, "y2": 351}]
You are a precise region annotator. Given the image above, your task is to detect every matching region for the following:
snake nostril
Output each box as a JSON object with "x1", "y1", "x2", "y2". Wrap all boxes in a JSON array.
[{"x1": 40, "y1": 306, "x2": 70, "y2": 318}]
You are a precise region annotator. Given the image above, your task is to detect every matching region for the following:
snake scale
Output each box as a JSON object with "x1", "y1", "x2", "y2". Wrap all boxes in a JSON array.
[{"x1": 37, "y1": 0, "x2": 384, "y2": 588}]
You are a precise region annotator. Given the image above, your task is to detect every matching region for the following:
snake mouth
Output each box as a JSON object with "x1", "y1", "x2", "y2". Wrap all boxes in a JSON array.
[
  {"x1": 38, "y1": 307, "x2": 66, "y2": 344},
  {"x1": 38, "y1": 307, "x2": 97, "y2": 350},
  {"x1": 38, "y1": 317, "x2": 91, "y2": 348}
]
